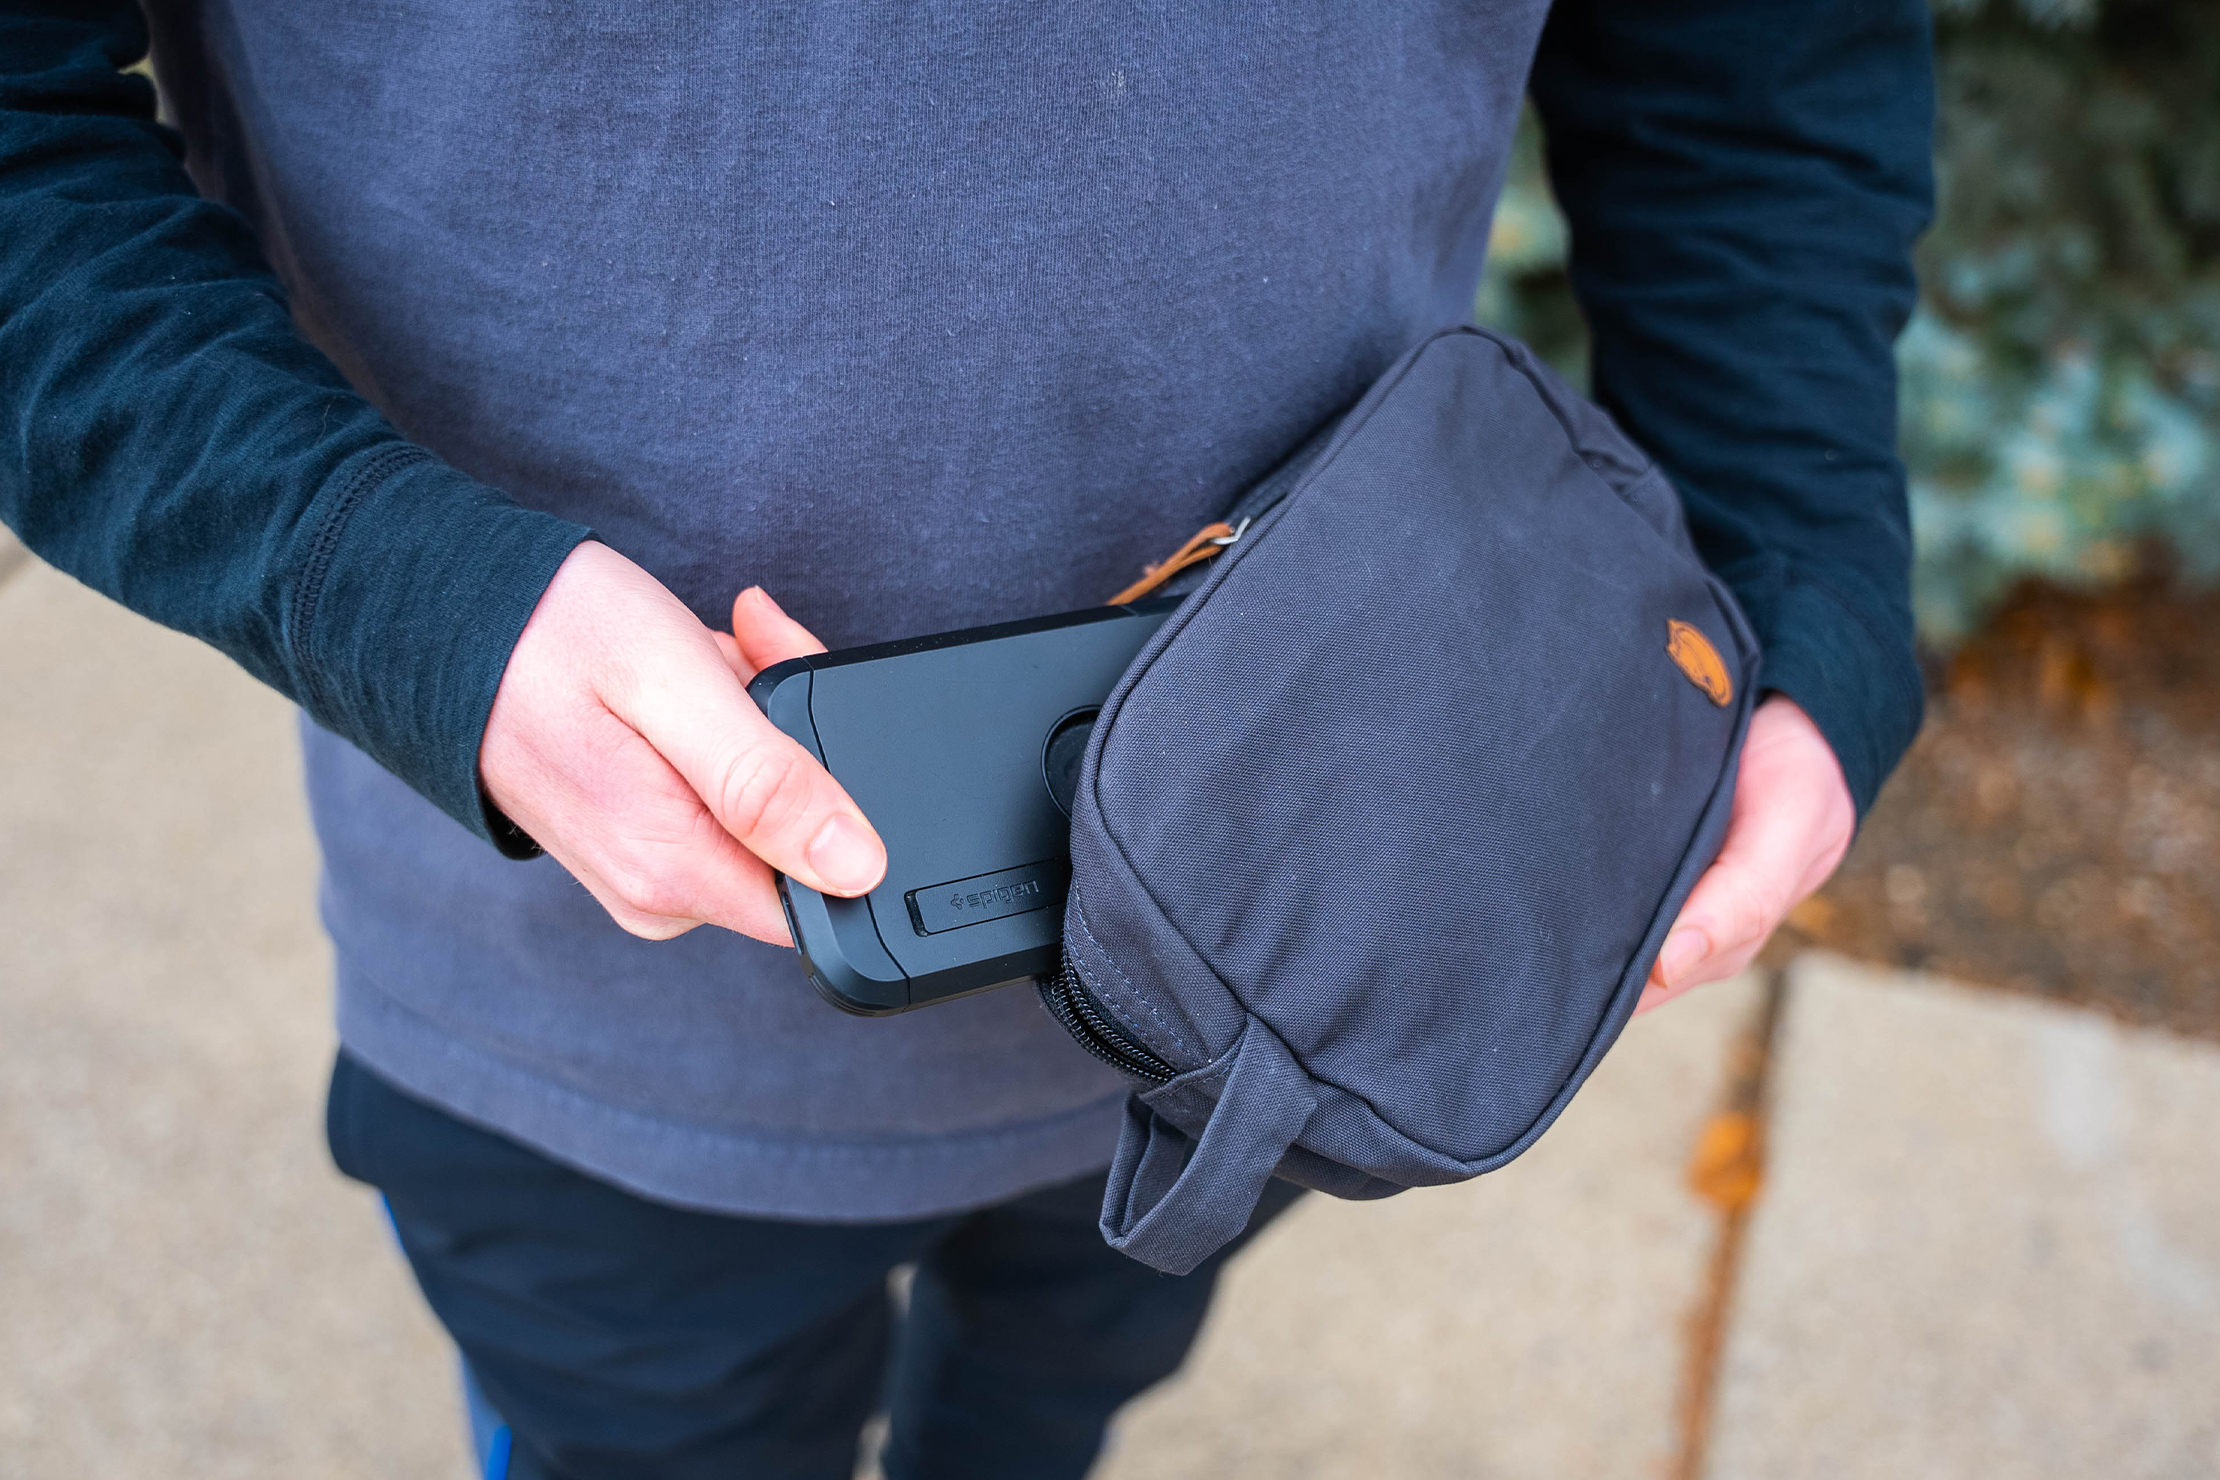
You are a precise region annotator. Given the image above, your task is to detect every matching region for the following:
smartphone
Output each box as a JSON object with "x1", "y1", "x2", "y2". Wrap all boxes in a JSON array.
[{"x1": 746, "y1": 598, "x2": 1176, "y2": 1015}]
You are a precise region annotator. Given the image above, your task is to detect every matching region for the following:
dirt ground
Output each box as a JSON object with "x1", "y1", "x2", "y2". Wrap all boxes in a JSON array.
[{"x1": 1790, "y1": 575, "x2": 2220, "y2": 1043}]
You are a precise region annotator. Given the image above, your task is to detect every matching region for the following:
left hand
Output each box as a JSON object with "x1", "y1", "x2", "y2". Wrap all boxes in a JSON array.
[
  {"x1": 1634, "y1": 695, "x2": 1855, "y2": 1014},
  {"x1": 477, "y1": 546, "x2": 884, "y2": 946}
]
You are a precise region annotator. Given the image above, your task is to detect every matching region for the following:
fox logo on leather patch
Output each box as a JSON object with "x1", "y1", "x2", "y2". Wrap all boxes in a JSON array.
[{"x1": 1666, "y1": 620, "x2": 1733, "y2": 707}]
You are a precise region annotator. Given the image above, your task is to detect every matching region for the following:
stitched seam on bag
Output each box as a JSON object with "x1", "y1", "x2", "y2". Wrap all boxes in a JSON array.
[
  {"x1": 1504, "y1": 369, "x2": 1689, "y2": 556},
  {"x1": 1070, "y1": 897, "x2": 1193, "y2": 1057},
  {"x1": 1469, "y1": 326, "x2": 1663, "y2": 500},
  {"x1": 1153, "y1": 1051, "x2": 1237, "y2": 1111},
  {"x1": 1485, "y1": 338, "x2": 1764, "y2": 684}
]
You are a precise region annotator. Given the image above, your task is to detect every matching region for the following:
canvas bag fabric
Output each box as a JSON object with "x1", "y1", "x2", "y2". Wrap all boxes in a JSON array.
[{"x1": 1058, "y1": 326, "x2": 1761, "y2": 1274}]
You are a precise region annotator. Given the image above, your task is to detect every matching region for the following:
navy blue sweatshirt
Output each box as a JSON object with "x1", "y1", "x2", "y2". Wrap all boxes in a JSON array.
[
  {"x1": 0, "y1": 0, "x2": 1932, "y2": 1218},
  {"x1": 0, "y1": 1, "x2": 1933, "y2": 825}
]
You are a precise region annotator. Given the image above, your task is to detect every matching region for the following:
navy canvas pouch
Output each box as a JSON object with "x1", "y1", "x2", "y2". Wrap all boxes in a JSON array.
[{"x1": 1042, "y1": 326, "x2": 1760, "y2": 1274}]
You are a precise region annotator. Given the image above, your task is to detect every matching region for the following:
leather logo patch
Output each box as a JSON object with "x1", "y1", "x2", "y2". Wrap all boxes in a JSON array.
[{"x1": 1666, "y1": 620, "x2": 1733, "y2": 707}]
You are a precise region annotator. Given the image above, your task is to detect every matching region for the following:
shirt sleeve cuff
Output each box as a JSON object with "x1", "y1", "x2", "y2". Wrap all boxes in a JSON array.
[
  {"x1": 288, "y1": 444, "x2": 591, "y2": 855},
  {"x1": 1731, "y1": 572, "x2": 1926, "y2": 821}
]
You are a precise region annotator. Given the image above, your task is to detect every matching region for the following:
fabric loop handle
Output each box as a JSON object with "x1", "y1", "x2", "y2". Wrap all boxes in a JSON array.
[{"x1": 1098, "y1": 1019, "x2": 1318, "y2": 1274}]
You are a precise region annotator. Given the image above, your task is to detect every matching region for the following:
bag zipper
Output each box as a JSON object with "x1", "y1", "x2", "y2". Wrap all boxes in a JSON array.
[
  {"x1": 1039, "y1": 958, "x2": 1177, "y2": 1084},
  {"x1": 1104, "y1": 400, "x2": 1348, "y2": 604},
  {"x1": 1064, "y1": 419, "x2": 1351, "y2": 1075},
  {"x1": 1108, "y1": 517, "x2": 1250, "y2": 605}
]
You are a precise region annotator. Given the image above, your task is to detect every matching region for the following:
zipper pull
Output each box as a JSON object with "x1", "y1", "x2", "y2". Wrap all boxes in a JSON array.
[{"x1": 1108, "y1": 517, "x2": 1252, "y2": 605}]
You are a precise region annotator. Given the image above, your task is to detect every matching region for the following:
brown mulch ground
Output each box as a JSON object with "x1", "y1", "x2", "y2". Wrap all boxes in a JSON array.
[{"x1": 1781, "y1": 576, "x2": 2220, "y2": 1043}]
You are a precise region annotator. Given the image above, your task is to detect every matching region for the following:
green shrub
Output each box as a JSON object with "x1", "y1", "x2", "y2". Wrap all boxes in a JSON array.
[{"x1": 1479, "y1": 0, "x2": 2220, "y2": 641}]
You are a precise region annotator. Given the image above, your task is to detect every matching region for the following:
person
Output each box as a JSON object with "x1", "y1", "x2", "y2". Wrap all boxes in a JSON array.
[{"x1": 0, "y1": 2, "x2": 1932, "y2": 1476}]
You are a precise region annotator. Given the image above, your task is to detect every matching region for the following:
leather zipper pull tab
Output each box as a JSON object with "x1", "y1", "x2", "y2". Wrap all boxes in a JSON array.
[{"x1": 1109, "y1": 518, "x2": 1249, "y2": 605}]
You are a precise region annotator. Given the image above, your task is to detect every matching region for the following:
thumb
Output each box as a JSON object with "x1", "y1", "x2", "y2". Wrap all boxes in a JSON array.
[
  {"x1": 635, "y1": 667, "x2": 888, "y2": 897},
  {"x1": 605, "y1": 609, "x2": 884, "y2": 899},
  {"x1": 732, "y1": 586, "x2": 829, "y2": 673}
]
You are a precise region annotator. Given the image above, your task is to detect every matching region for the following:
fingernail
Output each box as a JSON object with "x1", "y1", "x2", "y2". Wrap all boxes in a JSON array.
[
  {"x1": 807, "y1": 814, "x2": 883, "y2": 895},
  {"x1": 1656, "y1": 927, "x2": 1710, "y2": 989},
  {"x1": 751, "y1": 587, "x2": 786, "y2": 615}
]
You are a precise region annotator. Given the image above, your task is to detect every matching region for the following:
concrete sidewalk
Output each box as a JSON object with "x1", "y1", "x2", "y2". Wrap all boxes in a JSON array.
[
  {"x1": 1712, "y1": 960, "x2": 2220, "y2": 1478},
  {"x1": 4, "y1": 541, "x2": 2216, "y2": 1479}
]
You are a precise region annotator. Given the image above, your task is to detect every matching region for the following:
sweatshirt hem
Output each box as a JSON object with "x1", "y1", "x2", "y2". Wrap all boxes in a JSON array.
[{"x1": 335, "y1": 973, "x2": 1128, "y2": 1224}]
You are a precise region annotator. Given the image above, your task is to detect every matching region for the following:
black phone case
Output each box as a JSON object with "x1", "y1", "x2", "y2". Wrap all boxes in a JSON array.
[{"x1": 746, "y1": 598, "x2": 1176, "y2": 1015}]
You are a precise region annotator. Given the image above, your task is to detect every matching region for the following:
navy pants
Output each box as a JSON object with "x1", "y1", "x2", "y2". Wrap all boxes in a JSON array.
[{"x1": 326, "y1": 1053, "x2": 1301, "y2": 1480}]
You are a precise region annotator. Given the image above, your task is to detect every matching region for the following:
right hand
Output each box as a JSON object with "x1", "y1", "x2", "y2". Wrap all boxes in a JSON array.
[{"x1": 478, "y1": 541, "x2": 886, "y2": 943}]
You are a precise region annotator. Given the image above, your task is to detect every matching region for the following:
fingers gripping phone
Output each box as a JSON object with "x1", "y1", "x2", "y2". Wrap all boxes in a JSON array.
[{"x1": 746, "y1": 599, "x2": 1176, "y2": 1015}]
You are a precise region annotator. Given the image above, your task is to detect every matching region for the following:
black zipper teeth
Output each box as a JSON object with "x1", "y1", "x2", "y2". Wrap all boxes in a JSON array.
[{"x1": 1041, "y1": 960, "x2": 1177, "y2": 1085}]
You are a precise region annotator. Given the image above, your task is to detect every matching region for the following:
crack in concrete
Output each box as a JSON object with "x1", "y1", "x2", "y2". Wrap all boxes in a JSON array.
[{"x1": 1670, "y1": 965, "x2": 1790, "y2": 1480}]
